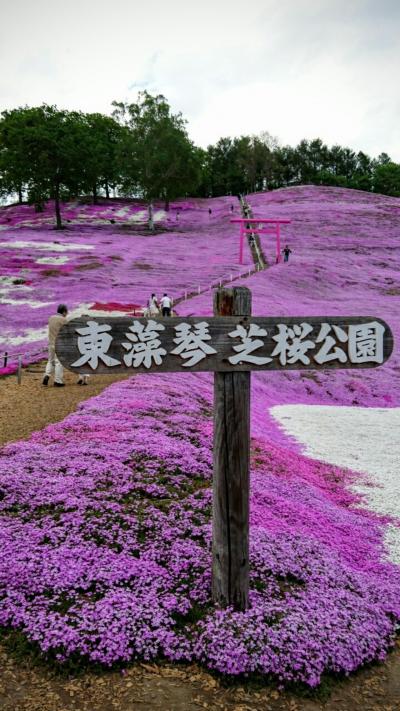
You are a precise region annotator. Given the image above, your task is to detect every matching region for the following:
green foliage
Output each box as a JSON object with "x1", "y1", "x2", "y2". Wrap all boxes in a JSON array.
[
  {"x1": 112, "y1": 92, "x2": 202, "y2": 227},
  {"x1": 0, "y1": 95, "x2": 399, "y2": 215},
  {"x1": 81, "y1": 113, "x2": 125, "y2": 203},
  {"x1": 373, "y1": 162, "x2": 400, "y2": 197},
  {"x1": 0, "y1": 105, "x2": 90, "y2": 227},
  {"x1": 199, "y1": 133, "x2": 278, "y2": 197}
]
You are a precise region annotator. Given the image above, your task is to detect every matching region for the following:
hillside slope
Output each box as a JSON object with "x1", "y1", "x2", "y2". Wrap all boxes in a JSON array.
[
  {"x1": 0, "y1": 196, "x2": 244, "y2": 369},
  {"x1": 179, "y1": 186, "x2": 400, "y2": 413},
  {"x1": 1, "y1": 186, "x2": 399, "y2": 685}
]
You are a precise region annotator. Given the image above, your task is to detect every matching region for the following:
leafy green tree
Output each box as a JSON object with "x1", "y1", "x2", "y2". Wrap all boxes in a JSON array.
[
  {"x1": 113, "y1": 92, "x2": 201, "y2": 229},
  {"x1": 273, "y1": 145, "x2": 298, "y2": 186},
  {"x1": 235, "y1": 135, "x2": 273, "y2": 194},
  {"x1": 0, "y1": 107, "x2": 30, "y2": 203},
  {"x1": 376, "y1": 152, "x2": 391, "y2": 166},
  {"x1": 83, "y1": 113, "x2": 124, "y2": 203},
  {"x1": 373, "y1": 162, "x2": 400, "y2": 196},
  {"x1": 294, "y1": 139, "x2": 330, "y2": 184},
  {"x1": 0, "y1": 105, "x2": 90, "y2": 228},
  {"x1": 349, "y1": 151, "x2": 373, "y2": 191},
  {"x1": 203, "y1": 138, "x2": 238, "y2": 196},
  {"x1": 1, "y1": 96, "x2": 399, "y2": 213},
  {"x1": 201, "y1": 134, "x2": 277, "y2": 197}
]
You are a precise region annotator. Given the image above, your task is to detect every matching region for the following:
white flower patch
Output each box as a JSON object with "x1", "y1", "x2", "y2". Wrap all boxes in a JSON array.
[
  {"x1": 0, "y1": 240, "x2": 94, "y2": 252},
  {"x1": 271, "y1": 404, "x2": 400, "y2": 565},
  {"x1": 36, "y1": 256, "x2": 70, "y2": 265},
  {"x1": 0, "y1": 298, "x2": 54, "y2": 309},
  {"x1": 127, "y1": 209, "x2": 148, "y2": 222},
  {"x1": 153, "y1": 210, "x2": 167, "y2": 222},
  {"x1": 0, "y1": 327, "x2": 47, "y2": 346},
  {"x1": 70, "y1": 304, "x2": 144, "y2": 318},
  {"x1": 115, "y1": 207, "x2": 131, "y2": 218}
]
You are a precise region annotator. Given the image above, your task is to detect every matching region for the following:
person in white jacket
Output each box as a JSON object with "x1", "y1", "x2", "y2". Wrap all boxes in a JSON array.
[
  {"x1": 148, "y1": 293, "x2": 160, "y2": 317},
  {"x1": 42, "y1": 304, "x2": 88, "y2": 387}
]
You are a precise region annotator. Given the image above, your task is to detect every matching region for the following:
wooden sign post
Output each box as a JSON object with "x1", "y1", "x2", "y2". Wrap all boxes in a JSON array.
[
  {"x1": 212, "y1": 287, "x2": 251, "y2": 610},
  {"x1": 56, "y1": 288, "x2": 393, "y2": 611}
]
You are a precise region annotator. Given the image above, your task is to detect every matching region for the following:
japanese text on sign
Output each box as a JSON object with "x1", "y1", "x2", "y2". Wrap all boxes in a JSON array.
[{"x1": 57, "y1": 316, "x2": 392, "y2": 374}]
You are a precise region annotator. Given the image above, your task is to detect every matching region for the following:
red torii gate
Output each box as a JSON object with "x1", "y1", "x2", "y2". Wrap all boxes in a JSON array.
[{"x1": 231, "y1": 218, "x2": 291, "y2": 265}]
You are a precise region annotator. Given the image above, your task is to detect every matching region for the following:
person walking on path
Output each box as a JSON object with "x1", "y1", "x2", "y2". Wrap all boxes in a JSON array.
[
  {"x1": 160, "y1": 293, "x2": 172, "y2": 317},
  {"x1": 42, "y1": 305, "x2": 88, "y2": 387},
  {"x1": 282, "y1": 245, "x2": 292, "y2": 263},
  {"x1": 148, "y1": 293, "x2": 160, "y2": 317}
]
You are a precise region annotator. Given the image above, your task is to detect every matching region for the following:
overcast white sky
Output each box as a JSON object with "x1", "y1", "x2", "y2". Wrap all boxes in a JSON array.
[{"x1": 0, "y1": 0, "x2": 399, "y2": 159}]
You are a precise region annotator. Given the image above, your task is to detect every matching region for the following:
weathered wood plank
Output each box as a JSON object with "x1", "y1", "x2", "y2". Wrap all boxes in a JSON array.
[
  {"x1": 212, "y1": 287, "x2": 251, "y2": 610},
  {"x1": 56, "y1": 315, "x2": 393, "y2": 374}
]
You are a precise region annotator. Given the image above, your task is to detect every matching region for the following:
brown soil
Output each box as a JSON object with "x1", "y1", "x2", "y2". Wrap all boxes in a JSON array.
[
  {"x1": 0, "y1": 363, "x2": 130, "y2": 447},
  {"x1": 0, "y1": 369, "x2": 400, "y2": 710}
]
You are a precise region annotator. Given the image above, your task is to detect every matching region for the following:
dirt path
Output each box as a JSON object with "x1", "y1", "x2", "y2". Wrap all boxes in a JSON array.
[
  {"x1": 1, "y1": 639, "x2": 399, "y2": 711},
  {"x1": 0, "y1": 363, "x2": 130, "y2": 447},
  {"x1": 0, "y1": 369, "x2": 400, "y2": 710}
]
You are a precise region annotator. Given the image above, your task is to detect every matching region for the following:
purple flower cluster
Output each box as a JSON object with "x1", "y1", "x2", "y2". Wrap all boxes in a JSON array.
[
  {"x1": 0, "y1": 196, "x2": 245, "y2": 368},
  {"x1": 0, "y1": 373, "x2": 399, "y2": 685},
  {"x1": 179, "y1": 186, "x2": 400, "y2": 447},
  {"x1": 1, "y1": 185, "x2": 400, "y2": 685}
]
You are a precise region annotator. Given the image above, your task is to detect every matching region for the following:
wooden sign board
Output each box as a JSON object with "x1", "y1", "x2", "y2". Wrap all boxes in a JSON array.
[
  {"x1": 56, "y1": 315, "x2": 393, "y2": 375},
  {"x1": 54, "y1": 288, "x2": 394, "y2": 613}
]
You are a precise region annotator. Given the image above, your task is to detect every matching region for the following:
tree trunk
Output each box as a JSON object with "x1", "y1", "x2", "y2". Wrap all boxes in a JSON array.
[
  {"x1": 18, "y1": 186, "x2": 23, "y2": 204},
  {"x1": 92, "y1": 184, "x2": 98, "y2": 204},
  {"x1": 105, "y1": 182, "x2": 110, "y2": 200},
  {"x1": 164, "y1": 197, "x2": 170, "y2": 211},
  {"x1": 212, "y1": 287, "x2": 251, "y2": 611},
  {"x1": 148, "y1": 202, "x2": 155, "y2": 232},
  {"x1": 54, "y1": 182, "x2": 63, "y2": 230}
]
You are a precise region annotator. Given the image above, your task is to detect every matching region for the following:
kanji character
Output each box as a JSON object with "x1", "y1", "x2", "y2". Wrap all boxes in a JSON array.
[
  {"x1": 314, "y1": 323, "x2": 348, "y2": 365},
  {"x1": 171, "y1": 321, "x2": 217, "y2": 367},
  {"x1": 71, "y1": 321, "x2": 120, "y2": 369},
  {"x1": 228, "y1": 323, "x2": 271, "y2": 365},
  {"x1": 271, "y1": 323, "x2": 315, "y2": 365},
  {"x1": 122, "y1": 319, "x2": 166, "y2": 368},
  {"x1": 348, "y1": 321, "x2": 385, "y2": 364}
]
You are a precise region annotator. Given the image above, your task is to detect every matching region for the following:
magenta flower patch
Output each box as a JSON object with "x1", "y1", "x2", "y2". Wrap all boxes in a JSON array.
[{"x1": 0, "y1": 373, "x2": 399, "y2": 685}]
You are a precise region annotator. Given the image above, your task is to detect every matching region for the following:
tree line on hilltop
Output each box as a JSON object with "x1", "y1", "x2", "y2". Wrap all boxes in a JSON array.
[{"x1": 0, "y1": 92, "x2": 399, "y2": 230}]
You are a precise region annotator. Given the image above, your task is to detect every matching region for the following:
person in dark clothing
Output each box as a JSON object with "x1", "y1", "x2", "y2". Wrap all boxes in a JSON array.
[
  {"x1": 283, "y1": 245, "x2": 292, "y2": 262},
  {"x1": 208, "y1": 208, "x2": 212, "y2": 216},
  {"x1": 160, "y1": 293, "x2": 172, "y2": 317}
]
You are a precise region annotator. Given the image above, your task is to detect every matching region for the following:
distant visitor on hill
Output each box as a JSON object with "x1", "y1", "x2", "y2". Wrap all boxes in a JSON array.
[
  {"x1": 208, "y1": 208, "x2": 212, "y2": 216},
  {"x1": 282, "y1": 245, "x2": 292, "y2": 263},
  {"x1": 160, "y1": 293, "x2": 172, "y2": 317},
  {"x1": 42, "y1": 304, "x2": 88, "y2": 387},
  {"x1": 148, "y1": 293, "x2": 159, "y2": 317}
]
